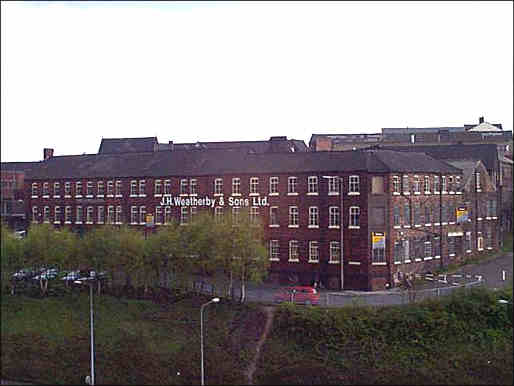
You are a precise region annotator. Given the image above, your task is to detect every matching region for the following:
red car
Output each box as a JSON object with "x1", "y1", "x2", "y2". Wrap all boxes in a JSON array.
[{"x1": 273, "y1": 286, "x2": 320, "y2": 306}]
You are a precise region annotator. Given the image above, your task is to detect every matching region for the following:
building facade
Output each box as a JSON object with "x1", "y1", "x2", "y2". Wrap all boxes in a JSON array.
[{"x1": 22, "y1": 145, "x2": 498, "y2": 291}]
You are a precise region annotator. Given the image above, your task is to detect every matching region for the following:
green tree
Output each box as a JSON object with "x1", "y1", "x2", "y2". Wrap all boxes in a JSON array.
[
  {"x1": 0, "y1": 223, "x2": 25, "y2": 294},
  {"x1": 111, "y1": 225, "x2": 145, "y2": 290}
]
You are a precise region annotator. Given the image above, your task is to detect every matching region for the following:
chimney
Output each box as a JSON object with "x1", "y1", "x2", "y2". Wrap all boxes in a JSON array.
[
  {"x1": 43, "y1": 148, "x2": 54, "y2": 160},
  {"x1": 168, "y1": 141, "x2": 174, "y2": 151},
  {"x1": 269, "y1": 136, "x2": 287, "y2": 141},
  {"x1": 479, "y1": 116, "x2": 484, "y2": 124}
]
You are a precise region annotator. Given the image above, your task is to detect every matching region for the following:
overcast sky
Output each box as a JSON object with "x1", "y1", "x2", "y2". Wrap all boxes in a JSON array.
[{"x1": 1, "y1": 1, "x2": 512, "y2": 162}]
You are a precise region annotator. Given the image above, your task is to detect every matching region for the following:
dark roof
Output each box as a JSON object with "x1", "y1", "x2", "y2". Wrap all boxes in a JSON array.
[
  {"x1": 25, "y1": 149, "x2": 460, "y2": 180},
  {"x1": 98, "y1": 137, "x2": 158, "y2": 154},
  {"x1": 1, "y1": 161, "x2": 41, "y2": 172},
  {"x1": 377, "y1": 143, "x2": 499, "y2": 171}
]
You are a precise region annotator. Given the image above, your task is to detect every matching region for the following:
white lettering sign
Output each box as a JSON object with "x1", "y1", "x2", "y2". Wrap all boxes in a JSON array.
[{"x1": 159, "y1": 195, "x2": 269, "y2": 207}]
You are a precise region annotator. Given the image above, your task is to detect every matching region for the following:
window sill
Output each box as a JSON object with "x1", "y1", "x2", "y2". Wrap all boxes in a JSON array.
[
  {"x1": 154, "y1": 194, "x2": 162, "y2": 197},
  {"x1": 415, "y1": 258, "x2": 422, "y2": 262},
  {"x1": 405, "y1": 260, "x2": 411, "y2": 263},
  {"x1": 478, "y1": 218, "x2": 483, "y2": 221},
  {"x1": 86, "y1": 221, "x2": 93, "y2": 225},
  {"x1": 31, "y1": 195, "x2": 38, "y2": 199},
  {"x1": 43, "y1": 195, "x2": 50, "y2": 199},
  {"x1": 287, "y1": 192, "x2": 298, "y2": 196},
  {"x1": 466, "y1": 250, "x2": 472, "y2": 253},
  {"x1": 308, "y1": 260, "x2": 319, "y2": 264},
  {"x1": 308, "y1": 225, "x2": 319, "y2": 229},
  {"x1": 394, "y1": 261, "x2": 402, "y2": 265},
  {"x1": 288, "y1": 225, "x2": 299, "y2": 228},
  {"x1": 348, "y1": 225, "x2": 360, "y2": 229},
  {"x1": 415, "y1": 224, "x2": 422, "y2": 228},
  {"x1": 456, "y1": 192, "x2": 462, "y2": 195},
  {"x1": 393, "y1": 192, "x2": 400, "y2": 196},
  {"x1": 328, "y1": 261, "x2": 340, "y2": 264},
  {"x1": 249, "y1": 193, "x2": 259, "y2": 196},
  {"x1": 328, "y1": 225, "x2": 340, "y2": 229},
  {"x1": 130, "y1": 195, "x2": 138, "y2": 198},
  {"x1": 288, "y1": 259, "x2": 300, "y2": 263},
  {"x1": 348, "y1": 192, "x2": 360, "y2": 196},
  {"x1": 64, "y1": 221, "x2": 71, "y2": 224},
  {"x1": 97, "y1": 221, "x2": 104, "y2": 224},
  {"x1": 435, "y1": 256, "x2": 441, "y2": 259},
  {"x1": 403, "y1": 225, "x2": 411, "y2": 228},
  {"x1": 449, "y1": 253, "x2": 455, "y2": 257},
  {"x1": 372, "y1": 262, "x2": 387, "y2": 265},
  {"x1": 86, "y1": 195, "x2": 94, "y2": 198},
  {"x1": 328, "y1": 192, "x2": 340, "y2": 196},
  {"x1": 53, "y1": 221, "x2": 61, "y2": 224},
  {"x1": 424, "y1": 256, "x2": 433, "y2": 261},
  {"x1": 307, "y1": 192, "x2": 319, "y2": 196},
  {"x1": 348, "y1": 261, "x2": 361, "y2": 265},
  {"x1": 393, "y1": 225, "x2": 401, "y2": 229},
  {"x1": 425, "y1": 191, "x2": 431, "y2": 195},
  {"x1": 269, "y1": 224, "x2": 280, "y2": 228},
  {"x1": 269, "y1": 258, "x2": 280, "y2": 261},
  {"x1": 53, "y1": 195, "x2": 60, "y2": 199},
  {"x1": 65, "y1": 195, "x2": 71, "y2": 198},
  {"x1": 403, "y1": 192, "x2": 410, "y2": 195},
  {"x1": 269, "y1": 192, "x2": 279, "y2": 196},
  {"x1": 97, "y1": 194, "x2": 104, "y2": 198},
  {"x1": 425, "y1": 223, "x2": 432, "y2": 226},
  {"x1": 75, "y1": 221, "x2": 83, "y2": 224},
  {"x1": 214, "y1": 193, "x2": 223, "y2": 197},
  {"x1": 115, "y1": 194, "x2": 123, "y2": 198},
  {"x1": 139, "y1": 194, "x2": 147, "y2": 198},
  {"x1": 414, "y1": 192, "x2": 421, "y2": 195}
]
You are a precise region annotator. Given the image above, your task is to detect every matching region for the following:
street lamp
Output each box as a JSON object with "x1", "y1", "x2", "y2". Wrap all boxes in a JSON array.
[
  {"x1": 323, "y1": 175, "x2": 344, "y2": 290},
  {"x1": 200, "y1": 297, "x2": 220, "y2": 386},
  {"x1": 74, "y1": 277, "x2": 95, "y2": 385}
]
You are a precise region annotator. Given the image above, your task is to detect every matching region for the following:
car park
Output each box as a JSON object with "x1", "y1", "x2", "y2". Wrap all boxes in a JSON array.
[{"x1": 273, "y1": 286, "x2": 320, "y2": 306}]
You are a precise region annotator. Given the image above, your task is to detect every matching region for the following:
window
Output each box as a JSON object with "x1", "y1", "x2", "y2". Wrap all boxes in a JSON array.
[
  {"x1": 76, "y1": 181, "x2": 82, "y2": 197},
  {"x1": 164, "y1": 179, "x2": 171, "y2": 195},
  {"x1": 289, "y1": 206, "x2": 299, "y2": 227},
  {"x1": 131, "y1": 206, "x2": 138, "y2": 224},
  {"x1": 232, "y1": 206, "x2": 240, "y2": 225},
  {"x1": 349, "y1": 175, "x2": 360, "y2": 194},
  {"x1": 394, "y1": 240, "x2": 403, "y2": 263},
  {"x1": 180, "y1": 207, "x2": 188, "y2": 225},
  {"x1": 404, "y1": 239, "x2": 410, "y2": 262},
  {"x1": 116, "y1": 206, "x2": 122, "y2": 224},
  {"x1": 43, "y1": 182, "x2": 49, "y2": 196},
  {"x1": 139, "y1": 206, "x2": 146, "y2": 224},
  {"x1": 31, "y1": 183, "x2": 39, "y2": 197},
  {"x1": 43, "y1": 206, "x2": 50, "y2": 222},
  {"x1": 232, "y1": 178, "x2": 241, "y2": 195},
  {"x1": 413, "y1": 176, "x2": 420, "y2": 194},
  {"x1": 371, "y1": 176, "x2": 383, "y2": 194},
  {"x1": 289, "y1": 240, "x2": 299, "y2": 262},
  {"x1": 328, "y1": 176, "x2": 340, "y2": 194},
  {"x1": 410, "y1": 133, "x2": 416, "y2": 144},
  {"x1": 393, "y1": 176, "x2": 400, "y2": 194},
  {"x1": 164, "y1": 206, "x2": 172, "y2": 224},
  {"x1": 465, "y1": 232, "x2": 472, "y2": 251},
  {"x1": 393, "y1": 206, "x2": 401, "y2": 226},
  {"x1": 424, "y1": 176, "x2": 430, "y2": 193},
  {"x1": 139, "y1": 180, "x2": 146, "y2": 196},
  {"x1": 441, "y1": 204, "x2": 448, "y2": 223},
  {"x1": 329, "y1": 206, "x2": 340, "y2": 227},
  {"x1": 424, "y1": 241, "x2": 432, "y2": 258},
  {"x1": 349, "y1": 206, "x2": 360, "y2": 227},
  {"x1": 214, "y1": 178, "x2": 223, "y2": 195},
  {"x1": 270, "y1": 206, "x2": 279, "y2": 227},
  {"x1": 414, "y1": 204, "x2": 421, "y2": 225},
  {"x1": 107, "y1": 206, "x2": 114, "y2": 224},
  {"x1": 32, "y1": 206, "x2": 38, "y2": 222},
  {"x1": 76, "y1": 206, "x2": 83, "y2": 223},
  {"x1": 477, "y1": 234, "x2": 484, "y2": 250},
  {"x1": 309, "y1": 241, "x2": 319, "y2": 262},
  {"x1": 250, "y1": 207, "x2": 259, "y2": 224},
  {"x1": 487, "y1": 200, "x2": 496, "y2": 218},
  {"x1": 65, "y1": 206, "x2": 72, "y2": 223},
  {"x1": 404, "y1": 204, "x2": 411, "y2": 226},
  {"x1": 115, "y1": 180, "x2": 122, "y2": 196},
  {"x1": 130, "y1": 180, "x2": 137, "y2": 196},
  {"x1": 180, "y1": 179, "x2": 188, "y2": 195},
  {"x1": 54, "y1": 206, "x2": 61, "y2": 224},
  {"x1": 54, "y1": 182, "x2": 60, "y2": 197},
  {"x1": 249, "y1": 177, "x2": 259, "y2": 195},
  {"x1": 214, "y1": 206, "x2": 223, "y2": 223},
  {"x1": 448, "y1": 235, "x2": 456, "y2": 256},
  {"x1": 309, "y1": 206, "x2": 319, "y2": 227},
  {"x1": 434, "y1": 204, "x2": 440, "y2": 224},
  {"x1": 448, "y1": 176, "x2": 454, "y2": 192},
  {"x1": 434, "y1": 176, "x2": 440, "y2": 193},
  {"x1": 485, "y1": 227, "x2": 493, "y2": 248},
  {"x1": 308, "y1": 176, "x2": 318, "y2": 194},
  {"x1": 269, "y1": 177, "x2": 279, "y2": 194},
  {"x1": 107, "y1": 180, "x2": 114, "y2": 196},
  {"x1": 154, "y1": 180, "x2": 162, "y2": 195},
  {"x1": 190, "y1": 179, "x2": 197, "y2": 195},
  {"x1": 190, "y1": 207, "x2": 197, "y2": 222},
  {"x1": 288, "y1": 176, "x2": 298, "y2": 194},
  {"x1": 269, "y1": 240, "x2": 280, "y2": 261},
  {"x1": 86, "y1": 181, "x2": 93, "y2": 197},
  {"x1": 475, "y1": 172, "x2": 481, "y2": 190},
  {"x1": 330, "y1": 241, "x2": 341, "y2": 263},
  {"x1": 372, "y1": 233, "x2": 385, "y2": 263},
  {"x1": 441, "y1": 176, "x2": 447, "y2": 193},
  {"x1": 98, "y1": 206, "x2": 105, "y2": 224},
  {"x1": 402, "y1": 175, "x2": 409, "y2": 194},
  {"x1": 65, "y1": 182, "x2": 71, "y2": 197},
  {"x1": 86, "y1": 206, "x2": 94, "y2": 223},
  {"x1": 154, "y1": 206, "x2": 163, "y2": 224},
  {"x1": 424, "y1": 205, "x2": 431, "y2": 224},
  {"x1": 97, "y1": 181, "x2": 104, "y2": 196}
]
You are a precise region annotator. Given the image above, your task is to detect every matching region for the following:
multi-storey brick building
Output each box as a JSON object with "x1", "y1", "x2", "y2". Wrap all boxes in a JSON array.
[{"x1": 22, "y1": 143, "x2": 496, "y2": 291}]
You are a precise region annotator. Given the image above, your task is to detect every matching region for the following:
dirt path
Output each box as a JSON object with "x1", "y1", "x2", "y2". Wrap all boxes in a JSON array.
[{"x1": 245, "y1": 306, "x2": 275, "y2": 385}]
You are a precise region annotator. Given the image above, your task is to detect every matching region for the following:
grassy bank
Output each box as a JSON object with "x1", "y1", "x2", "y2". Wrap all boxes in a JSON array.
[
  {"x1": 255, "y1": 286, "x2": 513, "y2": 385},
  {"x1": 1, "y1": 292, "x2": 264, "y2": 385},
  {"x1": 2, "y1": 285, "x2": 513, "y2": 385}
]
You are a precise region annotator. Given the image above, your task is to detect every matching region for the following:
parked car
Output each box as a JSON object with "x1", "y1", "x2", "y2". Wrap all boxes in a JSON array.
[
  {"x1": 273, "y1": 286, "x2": 320, "y2": 306},
  {"x1": 60, "y1": 270, "x2": 81, "y2": 281},
  {"x1": 12, "y1": 268, "x2": 37, "y2": 280},
  {"x1": 32, "y1": 268, "x2": 59, "y2": 281}
]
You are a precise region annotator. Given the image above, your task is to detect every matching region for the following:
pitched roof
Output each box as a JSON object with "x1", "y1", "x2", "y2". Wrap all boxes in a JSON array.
[
  {"x1": 25, "y1": 149, "x2": 460, "y2": 180},
  {"x1": 98, "y1": 137, "x2": 158, "y2": 154},
  {"x1": 1, "y1": 161, "x2": 41, "y2": 172}
]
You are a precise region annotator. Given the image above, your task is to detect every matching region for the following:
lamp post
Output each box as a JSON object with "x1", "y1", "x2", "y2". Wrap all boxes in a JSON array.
[
  {"x1": 200, "y1": 297, "x2": 220, "y2": 386},
  {"x1": 323, "y1": 175, "x2": 344, "y2": 290},
  {"x1": 74, "y1": 277, "x2": 95, "y2": 385}
]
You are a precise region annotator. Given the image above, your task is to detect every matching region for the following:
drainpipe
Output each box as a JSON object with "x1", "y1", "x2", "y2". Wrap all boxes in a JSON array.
[{"x1": 439, "y1": 172, "x2": 443, "y2": 270}]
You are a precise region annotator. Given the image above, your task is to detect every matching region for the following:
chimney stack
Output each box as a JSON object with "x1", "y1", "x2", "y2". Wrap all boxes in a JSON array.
[
  {"x1": 479, "y1": 116, "x2": 484, "y2": 124},
  {"x1": 43, "y1": 148, "x2": 54, "y2": 160}
]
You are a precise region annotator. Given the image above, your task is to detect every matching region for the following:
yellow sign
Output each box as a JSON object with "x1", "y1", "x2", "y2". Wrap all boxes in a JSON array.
[
  {"x1": 372, "y1": 232, "x2": 385, "y2": 248},
  {"x1": 145, "y1": 214, "x2": 154, "y2": 227},
  {"x1": 456, "y1": 207, "x2": 468, "y2": 223}
]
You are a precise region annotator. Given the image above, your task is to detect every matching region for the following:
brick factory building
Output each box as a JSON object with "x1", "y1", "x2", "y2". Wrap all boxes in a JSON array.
[{"x1": 21, "y1": 140, "x2": 500, "y2": 291}]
